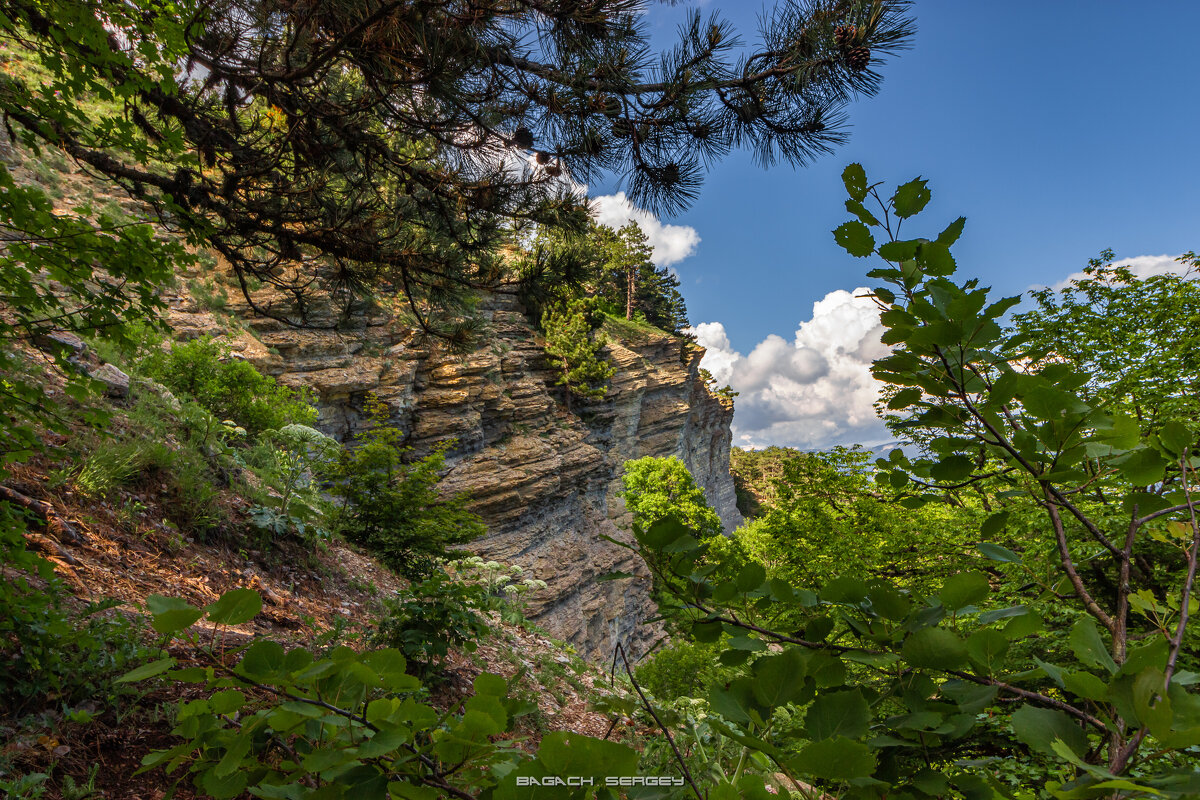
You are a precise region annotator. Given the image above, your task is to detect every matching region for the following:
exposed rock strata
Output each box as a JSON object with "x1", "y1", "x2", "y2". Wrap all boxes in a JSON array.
[{"x1": 167, "y1": 289, "x2": 742, "y2": 658}]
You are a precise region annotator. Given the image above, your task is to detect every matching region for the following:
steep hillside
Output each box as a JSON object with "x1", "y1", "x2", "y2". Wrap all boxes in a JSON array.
[{"x1": 166, "y1": 272, "x2": 742, "y2": 658}]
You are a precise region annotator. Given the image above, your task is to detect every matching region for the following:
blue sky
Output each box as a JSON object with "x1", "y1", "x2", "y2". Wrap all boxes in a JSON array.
[{"x1": 589, "y1": 1, "x2": 1200, "y2": 449}]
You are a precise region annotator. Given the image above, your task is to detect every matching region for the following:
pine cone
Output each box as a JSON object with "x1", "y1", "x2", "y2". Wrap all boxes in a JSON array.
[
  {"x1": 611, "y1": 118, "x2": 635, "y2": 138},
  {"x1": 845, "y1": 45, "x2": 871, "y2": 71},
  {"x1": 535, "y1": 151, "x2": 551, "y2": 165},
  {"x1": 834, "y1": 24, "x2": 858, "y2": 49},
  {"x1": 511, "y1": 127, "x2": 534, "y2": 149}
]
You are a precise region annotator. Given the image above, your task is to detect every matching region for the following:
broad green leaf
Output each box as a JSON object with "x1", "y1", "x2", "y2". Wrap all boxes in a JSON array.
[
  {"x1": 965, "y1": 629, "x2": 1009, "y2": 675},
  {"x1": 791, "y1": 737, "x2": 876, "y2": 781},
  {"x1": 940, "y1": 571, "x2": 990, "y2": 611},
  {"x1": 979, "y1": 511, "x2": 1010, "y2": 539},
  {"x1": 978, "y1": 604, "x2": 1029, "y2": 625},
  {"x1": 1159, "y1": 420, "x2": 1195, "y2": 456},
  {"x1": 845, "y1": 198, "x2": 880, "y2": 226},
  {"x1": 640, "y1": 517, "x2": 690, "y2": 548},
  {"x1": 805, "y1": 690, "x2": 870, "y2": 740},
  {"x1": 116, "y1": 657, "x2": 176, "y2": 684},
  {"x1": 867, "y1": 582, "x2": 911, "y2": 621},
  {"x1": 751, "y1": 649, "x2": 810, "y2": 708},
  {"x1": 204, "y1": 588, "x2": 262, "y2": 626},
  {"x1": 358, "y1": 728, "x2": 412, "y2": 759},
  {"x1": 1069, "y1": 618, "x2": 1118, "y2": 674},
  {"x1": 887, "y1": 387, "x2": 923, "y2": 409},
  {"x1": 473, "y1": 672, "x2": 507, "y2": 696},
  {"x1": 1062, "y1": 671, "x2": 1108, "y2": 702},
  {"x1": 930, "y1": 455, "x2": 974, "y2": 482},
  {"x1": 936, "y1": 216, "x2": 966, "y2": 246},
  {"x1": 239, "y1": 640, "x2": 287, "y2": 678},
  {"x1": 710, "y1": 679, "x2": 758, "y2": 724},
  {"x1": 692, "y1": 620, "x2": 724, "y2": 643},
  {"x1": 1115, "y1": 447, "x2": 1167, "y2": 487},
  {"x1": 146, "y1": 595, "x2": 203, "y2": 635},
  {"x1": 1132, "y1": 667, "x2": 1173, "y2": 737},
  {"x1": 537, "y1": 729, "x2": 643, "y2": 777},
  {"x1": 833, "y1": 220, "x2": 875, "y2": 257},
  {"x1": 1024, "y1": 385, "x2": 1087, "y2": 421},
  {"x1": 1003, "y1": 610, "x2": 1043, "y2": 639},
  {"x1": 209, "y1": 689, "x2": 246, "y2": 715},
  {"x1": 1095, "y1": 414, "x2": 1141, "y2": 449},
  {"x1": 902, "y1": 627, "x2": 968, "y2": 669},
  {"x1": 941, "y1": 681, "x2": 998, "y2": 714},
  {"x1": 917, "y1": 241, "x2": 956, "y2": 276},
  {"x1": 199, "y1": 764, "x2": 249, "y2": 799},
  {"x1": 842, "y1": 163, "x2": 868, "y2": 201},
  {"x1": 1010, "y1": 705, "x2": 1089, "y2": 758},
  {"x1": 215, "y1": 732, "x2": 254, "y2": 778},
  {"x1": 892, "y1": 178, "x2": 931, "y2": 218},
  {"x1": 977, "y1": 542, "x2": 1020, "y2": 563},
  {"x1": 736, "y1": 562, "x2": 767, "y2": 593},
  {"x1": 821, "y1": 576, "x2": 868, "y2": 604},
  {"x1": 879, "y1": 239, "x2": 920, "y2": 262}
]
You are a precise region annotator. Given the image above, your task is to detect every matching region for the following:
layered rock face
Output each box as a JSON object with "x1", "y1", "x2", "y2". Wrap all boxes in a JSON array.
[{"x1": 167, "y1": 290, "x2": 741, "y2": 658}]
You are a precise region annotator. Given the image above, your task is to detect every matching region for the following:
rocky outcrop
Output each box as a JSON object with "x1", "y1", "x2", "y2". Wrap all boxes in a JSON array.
[{"x1": 166, "y1": 288, "x2": 741, "y2": 659}]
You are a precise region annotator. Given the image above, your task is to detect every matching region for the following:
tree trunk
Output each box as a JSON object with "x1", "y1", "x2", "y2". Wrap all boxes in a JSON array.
[{"x1": 626, "y1": 266, "x2": 635, "y2": 319}]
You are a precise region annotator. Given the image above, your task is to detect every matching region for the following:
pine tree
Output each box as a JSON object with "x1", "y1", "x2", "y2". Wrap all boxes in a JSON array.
[
  {"x1": 1, "y1": 0, "x2": 916, "y2": 340},
  {"x1": 541, "y1": 298, "x2": 615, "y2": 411},
  {"x1": 598, "y1": 223, "x2": 655, "y2": 321}
]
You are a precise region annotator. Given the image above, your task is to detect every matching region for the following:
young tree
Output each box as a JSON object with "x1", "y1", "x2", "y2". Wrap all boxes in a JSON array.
[
  {"x1": 620, "y1": 456, "x2": 723, "y2": 539},
  {"x1": 541, "y1": 297, "x2": 615, "y2": 411},
  {"x1": 607, "y1": 169, "x2": 1200, "y2": 798},
  {"x1": 330, "y1": 397, "x2": 485, "y2": 579},
  {"x1": 0, "y1": 0, "x2": 915, "y2": 338},
  {"x1": 1014, "y1": 251, "x2": 1200, "y2": 432},
  {"x1": 602, "y1": 222, "x2": 654, "y2": 321}
]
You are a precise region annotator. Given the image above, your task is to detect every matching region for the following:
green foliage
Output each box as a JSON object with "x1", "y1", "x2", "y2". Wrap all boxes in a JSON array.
[
  {"x1": 518, "y1": 221, "x2": 691, "y2": 336},
  {"x1": 371, "y1": 567, "x2": 493, "y2": 676},
  {"x1": 541, "y1": 297, "x2": 616, "y2": 406},
  {"x1": 595, "y1": 222, "x2": 691, "y2": 333},
  {"x1": 732, "y1": 446, "x2": 981, "y2": 595},
  {"x1": 2, "y1": 0, "x2": 914, "y2": 342},
  {"x1": 242, "y1": 424, "x2": 339, "y2": 544},
  {"x1": 0, "y1": 521, "x2": 159, "y2": 719},
  {"x1": 621, "y1": 456, "x2": 723, "y2": 539},
  {"x1": 330, "y1": 396, "x2": 485, "y2": 580},
  {"x1": 139, "y1": 337, "x2": 316, "y2": 436},
  {"x1": 1014, "y1": 250, "x2": 1200, "y2": 433},
  {"x1": 128, "y1": 588, "x2": 645, "y2": 799},
  {"x1": 634, "y1": 639, "x2": 725, "y2": 701},
  {"x1": 597, "y1": 169, "x2": 1200, "y2": 799}
]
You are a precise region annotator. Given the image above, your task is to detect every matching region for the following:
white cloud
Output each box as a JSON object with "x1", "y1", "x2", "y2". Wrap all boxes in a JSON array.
[
  {"x1": 590, "y1": 192, "x2": 700, "y2": 267},
  {"x1": 1045, "y1": 253, "x2": 1194, "y2": 291},
  {"x1": 689, "y1": 288, "x2": 892, "y2": 450}
]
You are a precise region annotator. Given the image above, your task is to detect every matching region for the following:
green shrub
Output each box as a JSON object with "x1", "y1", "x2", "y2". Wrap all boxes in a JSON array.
[
  {"x1": 634, "y1": 639, "x2": 723, "y2": 701},
  {"x1": 0, "y1": 509, "x2": 158, "y2": 719},
  {"x1": 140, "y1": 337, "x2": 316, "y2": 435},
  {"x1": 329, "y1": 396, "x2": 484, "y2": 579},
  {"x1": 370, "y1": 568, "x2": 492, "y2": 675}
]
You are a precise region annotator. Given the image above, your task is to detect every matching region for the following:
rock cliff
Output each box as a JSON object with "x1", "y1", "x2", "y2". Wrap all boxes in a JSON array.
[{"x1": 166, "y1": 288, "x2": 742, "y2": 658}]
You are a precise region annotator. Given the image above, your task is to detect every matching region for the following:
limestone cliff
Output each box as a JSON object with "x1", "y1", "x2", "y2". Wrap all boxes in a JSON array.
[{"x1": 167, "y1": 290, "x2": 742, "y2": 658}]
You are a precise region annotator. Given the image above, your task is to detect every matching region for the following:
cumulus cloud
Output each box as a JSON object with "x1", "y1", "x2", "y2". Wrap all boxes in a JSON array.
[
  {"x1": 590, "y1": 191, "x2": 700, "y2": 267},
  {"x1": 689, "y1": 288, "x2": 892, "y2": 450},
  {"x1": 1045, "y1": 253, "x2": 1194, "y2": 291}
]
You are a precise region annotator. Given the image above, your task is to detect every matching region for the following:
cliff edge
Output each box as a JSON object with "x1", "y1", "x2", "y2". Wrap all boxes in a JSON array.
[{"x1": 167, "y1": 289, "x2": 742, "y2": 658}]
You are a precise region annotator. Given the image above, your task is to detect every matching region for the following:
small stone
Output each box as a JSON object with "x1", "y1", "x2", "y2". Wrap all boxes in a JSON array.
[
  {"x1": 88, "y1": 363, "x2": 130, "y2": 398},
  {"x1": 34, "y1": 330, "x2": 87, "y2": 357}
]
